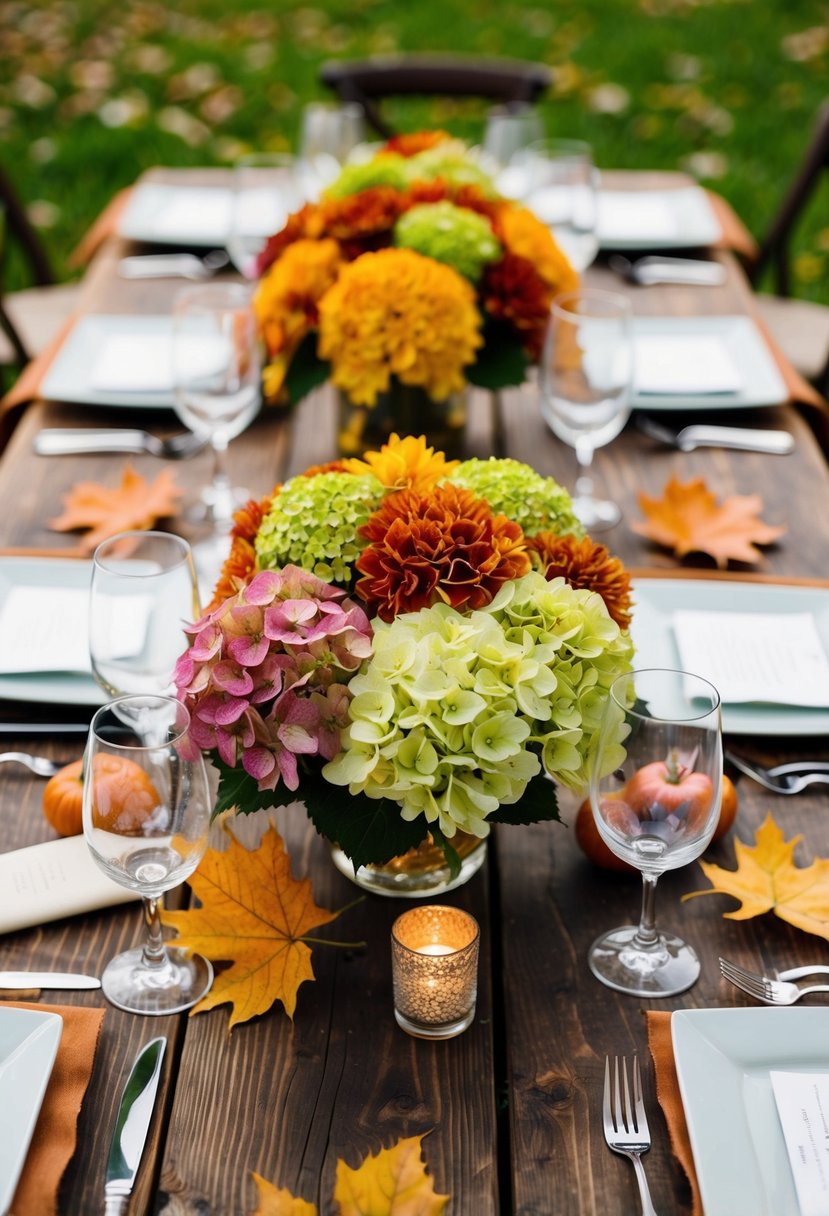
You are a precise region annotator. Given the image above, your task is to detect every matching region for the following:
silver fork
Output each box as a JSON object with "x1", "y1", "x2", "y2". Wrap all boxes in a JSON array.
[
  {"x1": 603, "y1": 1055, "x2": 659, "y2": 1216},
  {"x1": 724, "y1": 750, "x2": 829, "y2": 794},
  {"x1": 0, "y1": 752, "x2": 63, "y2": 777},
  {"x1": 720, "y1": 957, "x2": 829, "y2": 1005}
]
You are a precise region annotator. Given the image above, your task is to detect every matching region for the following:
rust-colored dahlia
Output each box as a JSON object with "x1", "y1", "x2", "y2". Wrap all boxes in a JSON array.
[
  {"x1": 381, "y1": 130, "x2": 452, "y2": 157},
  {"x1": 530, "y1": 532, "x2": 633, "y2": 630},
  {"x1": 355, "y1": 484, "x2": 531, "y2": 621},
  {"x1": 302, "y1": 460, "x2": 349, "y2": 478},
  {"x1": 343, "y1": 432, "x2": 458, "y2": 493},
  {"x1": 482, "y1": 252, "x2": 554, "y2": 361}
]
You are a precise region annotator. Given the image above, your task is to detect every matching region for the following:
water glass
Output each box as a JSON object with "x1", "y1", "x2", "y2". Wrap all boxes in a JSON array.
[
  {"x1": 482, "y1": 103, "x2": 545, "y2": 193},
  {"x1": 540, "y1": 289, "x2": 633, "y2": 531},
  {"x1": 90, "y1": 531, "x2": 200, "y2": 701},
  {"x1": 588, "y1": 668, "x2": 723, "y2": 997},
  {"x1": 227, "y1": 153, "x2": 304, "y2": 279},
  {"x1": 83, "y1": 695, "x2": 214, "y2": 1014},
  {"x1": 519, "y1": 138, "x2": 599, "y2": 271},
  {"x1": 297, "y1": 101, "x2": 366, "y2": 195}
]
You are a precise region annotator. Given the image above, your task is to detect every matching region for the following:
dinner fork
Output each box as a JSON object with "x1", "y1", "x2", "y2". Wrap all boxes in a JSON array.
[
  {"x1": 0, "y1": 752, "x2": 62, "y2": 777},
  {"x1": 603, "y1": 1055, "x2": 659, "y2": 1216},
  {"x1": 720, "y1": 957, "x2": 829, "y2": 1004},
  {"x1": 724, "y1": 750, "x2": 829, "y2": 794}
]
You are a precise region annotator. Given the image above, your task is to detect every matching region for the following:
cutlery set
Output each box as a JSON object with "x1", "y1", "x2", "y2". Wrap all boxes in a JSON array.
[{"x1": 724, "y1": 750, "x2": 829, "y2": 793}]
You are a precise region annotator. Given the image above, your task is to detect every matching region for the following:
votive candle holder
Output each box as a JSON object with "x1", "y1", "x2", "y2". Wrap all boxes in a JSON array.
[{"x1": 391, "y1": 905, "x2": 480, "y2": 1040}]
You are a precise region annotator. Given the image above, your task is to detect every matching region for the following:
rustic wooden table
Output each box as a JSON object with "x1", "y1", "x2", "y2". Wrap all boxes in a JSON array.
[{"x1": 1, "y1": 180, "x2": 828, "y2": 1213}]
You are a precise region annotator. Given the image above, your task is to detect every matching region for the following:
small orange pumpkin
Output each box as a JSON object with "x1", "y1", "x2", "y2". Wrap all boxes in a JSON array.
[{"x1": 43, "y1": 755, "x2": 162, "y2": 837}]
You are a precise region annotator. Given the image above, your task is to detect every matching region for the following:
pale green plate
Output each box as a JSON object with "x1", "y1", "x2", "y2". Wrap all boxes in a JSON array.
[{"x1": 0, "y1": 1007, "x2": 63, "y2": 1214}]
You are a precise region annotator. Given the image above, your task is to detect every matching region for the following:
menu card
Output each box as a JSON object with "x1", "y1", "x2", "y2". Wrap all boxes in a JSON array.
[
  {"x1": 771, "y1": 1071, "x2": 829, "y2": 1216},
  {"x1": 0, "y1": 836, "x2": 138, "y2": 934},
  {"x1": 673, "y1": 610, "x2": 829, "y2": 707}
]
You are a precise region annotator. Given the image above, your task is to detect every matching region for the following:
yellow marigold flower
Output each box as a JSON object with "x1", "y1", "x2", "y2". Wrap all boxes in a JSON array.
[
  {"x1": 343, "y1": 432, "x2": 459, "y2": 491},
  {"x1": 498, "y1": 205, "x2": 580, "y2": 294},
  {"x1": 317, "y1": 248, "x2": 483, "y2": 407},
  {"x1": 254, "y1": 238, "x2": 342, "y2": 359}
]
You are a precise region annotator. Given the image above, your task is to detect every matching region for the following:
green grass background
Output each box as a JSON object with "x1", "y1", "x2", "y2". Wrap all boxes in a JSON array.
[{"x1": 1, "y1": 0, "x2": 828, "y2": 298}]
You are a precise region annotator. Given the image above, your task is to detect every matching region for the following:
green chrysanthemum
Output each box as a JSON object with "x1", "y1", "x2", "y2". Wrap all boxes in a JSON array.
[
  {"x1": 407, "y1": 144, "x2": 497, "y2": 192},
  {"x1": 254, "y1": 471, "x2": 384, "y2": 585},
  {"x1": 325, "y1": 156, "x2": 411, "y2": 198},
  {"x1": 449, "y1": 457, "x2": 584, "y2": 539},
  {"x1": 394, "y1": 201, "x2": 501, "y2": 281}
]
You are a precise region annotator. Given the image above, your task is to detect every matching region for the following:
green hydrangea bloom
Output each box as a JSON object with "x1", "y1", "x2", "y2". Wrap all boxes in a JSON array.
[
  {"x1": 325, "y1": 155, "x2": 411, "y2": 198},
  {"x1": 323, "y1": 577, "x2": 633, "y2": 837},
  {"x1": 407, "y1": 144, "x2": 497, "y2": 192},
  {"x1": 255, "y1": 472, "x2": 384, "y2": 586},
  {"x1": 450, "y1": 458, "x2": 584, "y2": 539},
  {"x1": 394, "y1": 201, "x2": 501, "y2": 281}
]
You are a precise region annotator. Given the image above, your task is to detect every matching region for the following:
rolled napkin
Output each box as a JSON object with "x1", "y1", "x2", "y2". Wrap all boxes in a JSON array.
[
  {"x1": 10, "y1": 999, "x2": 105, "y2": 1216},
  {"x1": 646, "y1": 1010, "x2": 702, "y2": 1216}
]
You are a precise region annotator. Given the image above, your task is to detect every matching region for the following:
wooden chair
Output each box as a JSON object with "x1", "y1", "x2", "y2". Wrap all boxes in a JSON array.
[
  {"x1": 0, "y1": 163, "x2": 80, "y2": 372},
  {"x1": 749, "y1": 102, "x2": 829, "y2": 394},
  {"x1": 318, "y1": 54, "x2": 552, "y2": 139}
]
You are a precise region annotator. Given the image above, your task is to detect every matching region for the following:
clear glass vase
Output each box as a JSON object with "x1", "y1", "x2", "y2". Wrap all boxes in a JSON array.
[
  {"x1": 329, "y1": 832, "x2": 487, "y2": 898},
  {"x1": 337, "y1": 382, "x2": 467, "y2": 458}
]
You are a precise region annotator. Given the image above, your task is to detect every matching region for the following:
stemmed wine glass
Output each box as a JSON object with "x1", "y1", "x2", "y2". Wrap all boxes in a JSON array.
[
  {"x1": 539, "y1": 288, "x2": 633, "y2": 531},
  {"x1": 171, "y1": 282, "x2": 262, "y2": 586},
  {"x1": 297, "y1": 101, "x2": 366, "y2": 196},
  {"x1": 82, "y1": 695, "x2": 213, "y2": 1014},
  {"x1": 588, "y1": 667, "x2": 723, "y2": 997},
  {"x1": 518, "y1": 138, "x2": 599, "y2": 272},
  {"x1": 227, "y1": 153, "x2": 304, "y2": 279},
  {"x1": 89, "y1": 530, "x2": 200, "y2": 701}
]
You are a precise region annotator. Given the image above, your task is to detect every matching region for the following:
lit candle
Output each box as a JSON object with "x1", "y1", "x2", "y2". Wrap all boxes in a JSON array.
[{"x1": 391, "y1": 905, "x2": 480, "y2": 1040}]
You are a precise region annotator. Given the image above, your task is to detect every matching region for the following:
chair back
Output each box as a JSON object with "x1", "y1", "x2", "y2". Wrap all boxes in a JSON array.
[
  {"x1": 319, "y1": 55, "x2": 552, "y2": 139},
  {"x1": 751, "y1": 101, "x2": 829, "y2": 296}
]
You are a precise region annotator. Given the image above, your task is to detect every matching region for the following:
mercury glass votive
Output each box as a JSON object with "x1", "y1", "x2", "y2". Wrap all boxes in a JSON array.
[{"x1": 391, "y1": 905, "x2": 480, "y2": 1040}]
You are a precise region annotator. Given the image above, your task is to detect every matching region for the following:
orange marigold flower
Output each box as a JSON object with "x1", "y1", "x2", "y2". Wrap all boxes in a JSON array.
[
  {"x1": 254, "y1": 238, "x2": 342, "y2": 362},
  {"x1": 355, "y1": 484, "x2": 531, "y2": 621},
  {"x1": 302, "y1": 460, "x2": 349, "y2": 477},
  {"x1": 497, "y1": 205, "x2": 580, "y2": 295},
  {"x1": 208, "y1": 537, "x2": 257, "y2": 611},
  {"x1": 231, "y1": 493, "x2": 275, "y2": 542},
  {"x1": 530, "y1": 532, "x2": 633, "y2": 630},
  {"x1": 318, "y1": 248, "x2": 483, "y2": 407},
  {"x1": 343, "y1": 432, "x2": 459, "y2": 492},
  {"x1": 381, "y1": 130, "x2": 453, "y2": 157}
]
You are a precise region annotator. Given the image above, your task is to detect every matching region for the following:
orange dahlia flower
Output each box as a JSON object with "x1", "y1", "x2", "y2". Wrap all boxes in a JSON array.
[
  {"x1": 355, "y1": 484, "x2": 531, "y2": 621},
  {"x1": 530, "y1": 532, "x2": 633, "y2": 630},
  {"x1": 207, "y1": 493, "x2": 275, "y2": 610},
  {"x1": 343, "y1": 432, "x2": 459, "y2": 493},
  {"x1": 497, "y1": 205, "x2": 580, "y2": 295},
  {"x1": 255, "y1": 237, "x2": 342, "y2": 367},
  {"x1": 381, "y1": 130, "x2": 453, "y2": 157}
]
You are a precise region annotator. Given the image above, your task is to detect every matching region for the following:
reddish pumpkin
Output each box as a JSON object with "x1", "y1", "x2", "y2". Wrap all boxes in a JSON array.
[{"x1": 624, "y1": 759, "x2": 715, "y2": 833}]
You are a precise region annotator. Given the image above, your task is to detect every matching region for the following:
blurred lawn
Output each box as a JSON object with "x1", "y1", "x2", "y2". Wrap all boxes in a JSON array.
[{"x1": 1, "y1": 0, "x2": 829, "y2": 298}]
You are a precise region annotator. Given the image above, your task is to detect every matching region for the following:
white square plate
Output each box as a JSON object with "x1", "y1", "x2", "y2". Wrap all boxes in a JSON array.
[
  {"x1": 673, "y1": 1008, "x2": 829, "y2": 1216},
  {"x1": 0, "y1": 559, "x2": 104, "y2": 705},
  {"x1": 0, "y1": 1007, "x2": 63, "y2": 1215},
  {"x1": 118, "y1": 183, "x2": 233, "y2": 247},
  {"x1": 41, "y1": 316, "x2": 177, "y2": 409},
  {"x1": 630, "y1": 577, "x2": 829, "y2": 735},
  {"x1": 630, "y1": 316, "x2": 788, "y2": 411},
  {"x1": 598, "y1": 187, "x2": 722, "y2": 250}
]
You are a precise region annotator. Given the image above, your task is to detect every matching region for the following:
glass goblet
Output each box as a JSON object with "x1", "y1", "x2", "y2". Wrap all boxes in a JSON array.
[
  {"x1": 481, "y1": 103, "x2": 545, "y2": 195},
  {"x1": 227, "y1": 153, "x2": 304, "y2": 279},
  {"x1": 588, "y1": 667, "x2": 723, "y2": 997},
  {"x1": 540, "y1": 288, "x2": 633, "y2": 531},
  {"x1": 519, "y1": 138, "x2": 599, "y2": 271},
  {"x1": 89, "y1": 530, "x2": 200, "y2": 701},
  {"x1": 297, "y1": 101, "x2": 366, "y2": 196},
  {"x1": 83, "y1": 695, "x2": 213, "y2": 1015}
]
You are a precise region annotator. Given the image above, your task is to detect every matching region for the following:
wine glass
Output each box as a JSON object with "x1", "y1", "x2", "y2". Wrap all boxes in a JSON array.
[
  {"x1": 89, "y1": 531, "x2": 200, "y2": 702},
  {"x1": 539, "y1": 288, "x2": 633, "y2": 531},
  {"x1": 482, "y1": 103, "x2": 544, "y2": 195},
  {"x1": 297, "y1": 101, "x2": 366, "y2": 196},
  {"x1": 82, "y1": 695, "x2": 214, "y2": 1014},
  {"x1": 171, "y1": 281, "x2": 261, "y2": 585},
  {"x1": 588, "y1": 667, "x2": 723, "y2": 997},
  {"x1": 227, "y1": 153, "x2": 305, "y2": 279},
  {"x1": 518, "y1": 138, "x2": 599, "y2": 271}
]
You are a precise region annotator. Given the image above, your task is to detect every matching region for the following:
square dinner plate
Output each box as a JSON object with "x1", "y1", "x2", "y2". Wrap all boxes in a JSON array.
[
  {"x1": 629, "y1": 577, "x2": 829, "y2": 735},
  {"x1": 118, "y1": 182, "x2": 233, "y2": 247},
  {"x1": 597, "y1": 186, "x2": 722, "y2": 250},
  {"x1": 672, "y1": 1008, "x2": 829, "y2": 1216},
  {"x1": 0, "y1": 559, "x2": 104, "y2": 706},
  {"x1": 41, "y1": 316, "x2": 178, "y2": 409},
  {"x1": 629, "y1": 316, "x2": 788, "y2": 411},
  {"x1": 0, "y1": 1007, "x2": 63, "y2": 1215}
]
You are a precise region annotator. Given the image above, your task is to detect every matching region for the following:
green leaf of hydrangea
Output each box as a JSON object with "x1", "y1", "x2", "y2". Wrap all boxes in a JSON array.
[
  {"x1": 487, "y1": 773, "x2": 561, "y2": 826},
  {"x1": 300, "y1": 768, "x2": 429, "y2": 869},
  {"x1": 213, "y1": 760, "x2": 283, "y2": 820},
  {"x1": 283, "y1": 331, "x2": 328, "y2": 405}
]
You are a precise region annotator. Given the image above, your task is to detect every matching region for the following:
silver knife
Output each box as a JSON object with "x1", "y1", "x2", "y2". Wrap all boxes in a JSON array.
[
  {"x1": 0, "y1": 971, "x2": 101, "y2": 989},
  {"x1": 105, "y1": 1037, "x2": 167, "y2": 1216},
  {"x1": 778, "y1": 965, "x2": 829, "y2": 980},
  {"x1": 34, "y1": 429, "x2": 152, "y2": 456}
]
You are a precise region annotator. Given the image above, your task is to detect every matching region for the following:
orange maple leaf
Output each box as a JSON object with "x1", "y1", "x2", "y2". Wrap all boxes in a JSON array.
[
  {"x1": 49, "y1": 463, "x2": 183, "y2": 554},
  {"x1": 684, "y1": 812, "x2": 829, "y2": 940},
  {"x1": 249, "y1": 1135, "x2": 449, "y2": 1216},
  {"x1": 632, "y1": 475, "x2": 785, "y2": 567},
  {"x1": 162, "y1": 827, "x2": 344, "y2": 1027}
]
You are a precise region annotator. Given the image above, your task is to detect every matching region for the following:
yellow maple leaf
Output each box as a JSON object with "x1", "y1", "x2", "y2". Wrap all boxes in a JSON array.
[
  {"x1": 334, "y1": 1135, "x2": 449, "y2": 1216},
  {"x1": 49, "y1": 463, "x2": 183, "y2": 554},
  {"x1": 633, "y1": 475, "x2": 785, "y2": 567},
  {"x1": 684, "y1": 812, "x2": 829, "y2": 939},
  {"x1": 251, "y1": 1174, "x2": 317, "y2": 1216},
  {"x1": 162, "y1": 827, "x2": 341, "y2": 1026}
]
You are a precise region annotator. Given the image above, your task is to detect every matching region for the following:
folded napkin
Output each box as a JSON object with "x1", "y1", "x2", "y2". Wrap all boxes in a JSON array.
[
  {"x1": 646, "y1": 1010, "x2": 702, "y2": 1216},
  {"x1": 10, "y1": 999, "x2": 105, "y2": 1216}
]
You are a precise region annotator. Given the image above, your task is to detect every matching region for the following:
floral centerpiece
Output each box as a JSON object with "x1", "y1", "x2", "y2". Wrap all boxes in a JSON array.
[
  {"x1": 252, "y1": 131, "x2": 579, "y2": 455},
  {"x1": 175, "y1": 434, "x2": 635, "y2": 895}
]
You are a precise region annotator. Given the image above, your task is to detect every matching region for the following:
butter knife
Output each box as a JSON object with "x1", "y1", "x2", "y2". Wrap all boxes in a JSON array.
[
  {"x1": 0, "y1": 971, "x2": 100, "y2": 989},
  {"x1": 105, "y1": 1037, "x2": 167, "y2": 1216}
]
